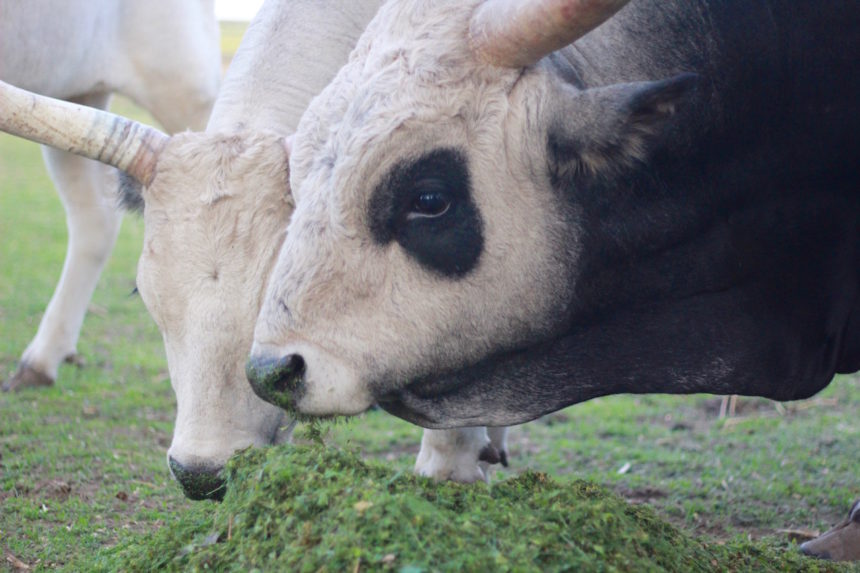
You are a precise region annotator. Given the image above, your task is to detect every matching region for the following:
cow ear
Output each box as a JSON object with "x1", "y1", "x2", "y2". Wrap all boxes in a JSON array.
[
  {"x1": 118, "y1": 171, "x2": 145, "y2": 213},
  {"x1": 547, "y1": 72, "x2": 697, "y2": 185}
]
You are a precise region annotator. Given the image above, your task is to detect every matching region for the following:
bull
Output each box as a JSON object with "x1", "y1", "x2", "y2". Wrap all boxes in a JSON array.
[
  {"x1": 1, "y1": 0, "x2": 508, "y2": 499},
  {"x1": 244, "y1": 0, "x2": 860, "y2": 560},
  {"x1": 0, "y1": 0, "x2": 220, "y2": 391}
]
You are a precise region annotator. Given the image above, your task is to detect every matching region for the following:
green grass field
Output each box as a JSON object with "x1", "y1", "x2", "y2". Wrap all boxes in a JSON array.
[{"x1": 2, "y1": 20, "x2": 859, "y2": 573}]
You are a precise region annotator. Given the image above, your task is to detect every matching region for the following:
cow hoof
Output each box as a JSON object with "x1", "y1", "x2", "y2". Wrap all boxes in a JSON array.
[
  {"x1": 64, "y1": 353, "x2": 86, "y2": 368},
  {"x1": 2, "y1": 363, "x2": 55, "y2": 392},
  {"x1": 478, "y1": 446, "x2": 509, "y2": 466},
  {"x1": 478, "y1": 444, "x2": 501, "y2": 465},
  {"x1": 799, "y1": 500, "x2": 860, "y2": 562}
]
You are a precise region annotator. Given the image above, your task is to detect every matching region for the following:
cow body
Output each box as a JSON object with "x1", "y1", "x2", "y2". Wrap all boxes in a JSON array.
[
  {"x1": 249, "y1": 0, "x2": 860, "y2": 428},
  {"x1": 1, "y1": 0, "x2": 220, "y2": 390}
]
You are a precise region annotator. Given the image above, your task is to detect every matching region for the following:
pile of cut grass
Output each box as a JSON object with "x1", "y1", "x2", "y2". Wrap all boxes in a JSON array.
[{"x1": 77, "y1": 444, "x2": 847, "y2": 572}]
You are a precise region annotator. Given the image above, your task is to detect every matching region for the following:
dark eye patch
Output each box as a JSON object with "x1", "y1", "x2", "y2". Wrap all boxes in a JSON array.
[{"x1": 369, "y1": 148, "x2": 483, "y2": 278}]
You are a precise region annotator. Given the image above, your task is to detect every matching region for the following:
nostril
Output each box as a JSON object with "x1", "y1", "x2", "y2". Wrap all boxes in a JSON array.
[
  {"x1": 246, "y1": 353, "x2": 305, "y2": 411},
  {"x1": 168, "y1": 456, "x2": 226, "y2": 501},
  {"x1": 278, "y1": 355, "x2": 305, "y2": 392}
]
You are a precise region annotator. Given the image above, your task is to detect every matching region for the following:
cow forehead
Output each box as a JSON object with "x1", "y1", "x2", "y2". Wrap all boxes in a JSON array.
[
  {"x1": 139, "y1": 130, "x2": 291, "y2": 292},
  {"x1": 151, "y1": 131, "x2": 290, "y2": 207},
  {"x1": 289, "y1": 0, "x2": 521, "y2": 207}
]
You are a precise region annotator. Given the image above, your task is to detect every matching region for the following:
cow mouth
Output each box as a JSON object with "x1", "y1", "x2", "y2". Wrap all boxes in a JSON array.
[{"x1": 375, "y1": 328, "x2": 615, "y2": 429}]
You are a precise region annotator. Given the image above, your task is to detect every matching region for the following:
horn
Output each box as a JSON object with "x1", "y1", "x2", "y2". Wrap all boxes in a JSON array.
[
  {"x1": 0, "y1": 79, "x2": 167, "y2": 186},
  {"x1": 469, "y1": 0, "x2": 630, "y2": 68}
]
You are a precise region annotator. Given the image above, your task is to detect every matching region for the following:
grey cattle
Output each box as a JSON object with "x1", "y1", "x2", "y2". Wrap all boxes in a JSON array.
[
  {"x1": 1, "y1": 0, "x2": 220, "y2": 392},
  {"x1": 244, "y1": 0, "x2": 859, "y2": 560}
]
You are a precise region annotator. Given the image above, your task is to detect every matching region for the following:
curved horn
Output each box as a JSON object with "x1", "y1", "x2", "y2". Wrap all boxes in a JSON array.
[
  {"x1": 0, "y1": 79, "x2": 167, "y2": 185},
  {"x1": 470, "y1": 0, "x2": 630, "y2": 68}
]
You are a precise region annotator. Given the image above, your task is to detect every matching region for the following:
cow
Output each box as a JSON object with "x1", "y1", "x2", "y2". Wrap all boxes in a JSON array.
[
  {"x1": 0, "y1": 0, "x2": 508, "y2": 500},
  {"x1": 243, "y1": 0, "x2": 859, "y2": 560},
  {"x1": 0, "y1": 0, "x2": 220, "y2": 392},
  {"x1": 800, "y1": 501, "x2": 860, "y2": 562}
]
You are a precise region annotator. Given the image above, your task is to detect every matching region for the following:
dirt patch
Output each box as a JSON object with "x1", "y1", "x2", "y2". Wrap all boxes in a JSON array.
[
  {"x1": 33, "y1": 479, "x2": 72, "y2": 502},
  {"x1": 619, "y1": 485, "x2": 669, "y2": 503}
]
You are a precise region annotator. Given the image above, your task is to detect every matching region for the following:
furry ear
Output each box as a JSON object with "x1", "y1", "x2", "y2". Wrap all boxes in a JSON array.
[
  {"x1": 118, "y1": 171, "x2": 145, "y2": 213},
  {"x1": 547, "y1": 72, "x2": 697, "y2": 184}
]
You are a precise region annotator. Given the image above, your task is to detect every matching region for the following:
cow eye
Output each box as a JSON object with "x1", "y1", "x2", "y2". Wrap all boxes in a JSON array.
[
  {"x1": 369, "y1": 148, "x2": 483, "y2": 277},
  {"x1": 408, "y1": 184, "x2": 451, "y2": 220}
]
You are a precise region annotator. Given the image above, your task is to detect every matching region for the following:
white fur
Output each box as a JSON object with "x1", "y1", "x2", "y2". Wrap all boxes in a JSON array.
[
  {"x1": 414, "y1": 426, "x2": 509, "y2": 482},
  {"x1": 136, "y1": 131, "x2": 295, "y2": 470},
  {"x1": 415, "y1": 428, "x2": 492, "y2": 483}
]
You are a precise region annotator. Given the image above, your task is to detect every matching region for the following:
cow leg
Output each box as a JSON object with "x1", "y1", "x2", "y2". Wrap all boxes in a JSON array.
[
  {"x1": 487, "y1": 426, "x2": 510, "y2": 467},
  {"x1": 415, "y1": 427, "x2": 503, "y2": 483},
  {"x1": 140, "y1": 90, "x2": 214, "y2": 135},
  {"x1": 123, "y1": 51, "x2": 217, "y2": 135},
  {"x1": 3, "y1": 93, "x2": 122, "y2": 392},
  {"x1": 800, "y1": 500, "x2": 860, "y2": 562}
]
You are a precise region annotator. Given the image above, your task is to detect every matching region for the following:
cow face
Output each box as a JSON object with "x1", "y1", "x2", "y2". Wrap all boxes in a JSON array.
[
  {"x1": 248, "y1": 1, "x2": 693, "y2": 427},
  {"x1": 135, "y1": 131, "x2": 292, "y2": 499},
  {"x1": 800, "y1": 500, "x2": 860, "y2": 561}
]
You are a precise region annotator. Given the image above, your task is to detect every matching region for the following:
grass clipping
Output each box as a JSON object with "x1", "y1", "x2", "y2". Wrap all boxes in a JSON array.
[{"x1": 89, "y1": 444, "x2": 835, "y2": 572}]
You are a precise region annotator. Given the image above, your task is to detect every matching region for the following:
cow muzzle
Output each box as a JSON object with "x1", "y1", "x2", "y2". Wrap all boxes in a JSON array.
[
  {"x1": 168, "y1": 456, "x2": 226, "y2": 501},
  {"x1": 245, "y1": 353, "x2": 306, "y2": 413},
  {"x1": 246, "y1": 342, "x2": 374, "y2": 416}
]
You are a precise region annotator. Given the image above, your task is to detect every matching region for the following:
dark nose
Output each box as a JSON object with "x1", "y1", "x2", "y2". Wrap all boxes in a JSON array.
[
  {"x1": 168, "y1": 457, "x2": 226, "y2": 501},
  {"x1": 799, "y1": 541, "x2": 830, "y2": 560},
  {"x1": 245, "y1": 353, "x2": 305, "y2": 412}
]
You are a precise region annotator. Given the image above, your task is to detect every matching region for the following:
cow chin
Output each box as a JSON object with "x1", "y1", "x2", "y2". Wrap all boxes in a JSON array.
[
  {"x1": 377, "y1": 372, "x2": 547, "y2": 430},
  {"x1": 375, "y1": 339, "x2": 585, "y2": 430}
]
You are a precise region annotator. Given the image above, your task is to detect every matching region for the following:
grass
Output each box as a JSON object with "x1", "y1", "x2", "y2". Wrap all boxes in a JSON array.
[
  {"x1": 0, "y1": 122, "x2": 190, "y2": 570},
  {"x1": 2, "y1": 18, "x2": 860, "y2": 573},
  {"x1": 219, "y1": 21, "x2": 249, "y2": 63},
  {"x1": 78, "y1": 444, "x2": 853, "y2": 572}
]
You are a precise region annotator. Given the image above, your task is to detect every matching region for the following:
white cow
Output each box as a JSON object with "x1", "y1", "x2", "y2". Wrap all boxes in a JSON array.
[
  {"x1": 1, "y1": 0, "x2": 220, "y2": 391},
  {"x1": 1, "y1": 0, "x2": 505, "y2": 499}
]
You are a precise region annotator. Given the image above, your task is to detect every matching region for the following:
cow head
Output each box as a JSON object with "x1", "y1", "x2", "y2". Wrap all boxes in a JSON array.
[
  {"x1": 0, "y1": 81, "x2": 291, "y2": 499},
  {"x1": 134, "y1": 131, "x2": 292, "y2": 500},
  {"x1": 800, "y1": 500, "x2": 860, "y2": 562},
  {"x1": 247, "y1": 0, "x2": 695, "y2": 426}
]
